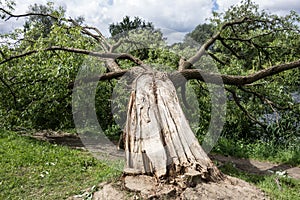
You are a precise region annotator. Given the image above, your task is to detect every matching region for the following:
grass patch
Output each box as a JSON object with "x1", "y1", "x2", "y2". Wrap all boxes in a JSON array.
[
  {"x1": 213, "y1": 137, "x2": 300, "y2": 166},
  {"x1": 0, "y1": 130, "x2": 122, "y2": 199},
  {"x1": 219, "y1": 163, "x2": 300, "y2": 200}
]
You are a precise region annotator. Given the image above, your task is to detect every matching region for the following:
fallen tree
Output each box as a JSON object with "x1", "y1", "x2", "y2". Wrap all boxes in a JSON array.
[{"x1": 1, "y1": 0, "x2": 300, "y2": 198}]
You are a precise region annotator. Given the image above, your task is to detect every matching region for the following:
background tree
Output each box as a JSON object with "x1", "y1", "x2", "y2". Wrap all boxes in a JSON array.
[
  {"x1": 23, "y1": 2, "x2": 64, "y2": 38},
  {"x1": 184, "y1": 23, "x2": 214, "y2": 46},
  {"x1": 1, "y1": 0, "x2": 299, "y2": 194},
  {"x1": 109, "y1": 15, "x2": 154, "y2": 37}
]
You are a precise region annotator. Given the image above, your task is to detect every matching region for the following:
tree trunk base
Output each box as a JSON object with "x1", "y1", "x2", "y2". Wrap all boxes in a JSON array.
[{"x1": 123, "y1": 69, "x2": 224, "y2": 182}]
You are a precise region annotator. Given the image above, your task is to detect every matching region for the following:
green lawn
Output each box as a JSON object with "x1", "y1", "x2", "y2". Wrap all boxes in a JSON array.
[{"x1": 0, "y1": 130, "x2": 122, "y2": 199}]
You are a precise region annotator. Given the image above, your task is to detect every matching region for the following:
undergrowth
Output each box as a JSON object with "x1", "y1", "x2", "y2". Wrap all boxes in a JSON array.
[{"x1": 213, "y1": 137, "x2": 300, "y2": 166}]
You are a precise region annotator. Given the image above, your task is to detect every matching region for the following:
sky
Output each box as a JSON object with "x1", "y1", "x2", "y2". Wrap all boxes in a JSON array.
[{"x1": 1, "y1": 0, "x2": 300, "y2": 43}]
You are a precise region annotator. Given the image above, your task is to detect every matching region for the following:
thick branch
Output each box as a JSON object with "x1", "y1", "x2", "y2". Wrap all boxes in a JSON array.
[
  {"x1": 69, "y1": 70, "x2": 128, "y2": 89},
  {"x1": 0, "y1": 46, "x2": 142, "y2": 68},
  {"x1": 172, "y1": 59, "x2": 300, "y2": 86},
  {"x1": 180, "y1": 17, "x2": 249, "y2": 70},
  {"x1": 69, "y1": 59, "x2": 300, "y2": 89}
]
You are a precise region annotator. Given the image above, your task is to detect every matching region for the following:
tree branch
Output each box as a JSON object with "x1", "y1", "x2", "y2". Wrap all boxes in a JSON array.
[
  {"x1": 0, "y1": 46, "x2": 143, "y2": 68},
  {"x1": 0, "y1": 8, "x2": 146, "y2": 72},
  {"x1": 69, "y1": 59, "x2": 300, "y2": 89},
  {"x1": 238, "y1": 86, "x2": 290, "y2": 110},
  {"x1": 179, "y1": 17, "x2": 249, "y2": 70},
  {"x1": 68, "y1": 70, "x2": 128, "y2": 89},
  {"x1": 207, "y1": 51, "x2": 226, "y2": 65},
  {"x1": 0, "y1": 8, "x2": 59, "y2": 21},
  {"x1": 172, "y1": 59, "x2": 300, "y2": 85},
  {"x1": 1, "y1": 8, "x2": 110, "y2": 49},
  {"x1": 0, "y1": 76, "x2": 18, "y2": 108},
  {"x1": 226, "y1": 87, "x2": 267, "y2": 129},
  {"x1": 219, "y1": 37, "x2": 242, "y2": 59}
]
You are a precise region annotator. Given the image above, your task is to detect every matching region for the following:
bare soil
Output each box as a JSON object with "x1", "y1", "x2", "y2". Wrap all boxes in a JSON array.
[
  {"x1": 27, "y1": 131, "x2": 299, "y2": 199},
  {"x1": 67, "y1": 175, "x2": 268, "y2": 200}
]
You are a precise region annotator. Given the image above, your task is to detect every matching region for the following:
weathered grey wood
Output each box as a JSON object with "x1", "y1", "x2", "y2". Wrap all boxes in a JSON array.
[{"x1": 123, "y1": 69, "x2": 224, "y2": 183}]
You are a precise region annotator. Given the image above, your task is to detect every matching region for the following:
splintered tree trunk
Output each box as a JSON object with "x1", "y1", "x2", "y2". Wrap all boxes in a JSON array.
[{"x1": 123, "y1": 70, "x2": 224, "y2": 183}]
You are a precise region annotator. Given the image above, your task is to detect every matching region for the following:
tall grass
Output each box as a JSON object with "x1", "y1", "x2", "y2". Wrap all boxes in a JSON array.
[{"x1": 213, "y1": 137, "x2": 300, "y2": 166}]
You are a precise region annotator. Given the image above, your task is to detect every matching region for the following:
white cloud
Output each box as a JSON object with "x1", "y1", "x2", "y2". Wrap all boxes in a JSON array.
[
  {"x1": 108, "y1": 0, "x2": 213, "y2": 31},
  {"x1": 216, "y1": 0, "x2": 240, "y2": 12},
  {"x1": 1, "y1": 0, "x2": 299, "y2": 43},
  {"x1": 1, "y1": 0, "x2": 214, "y2": 42},
  {"x1": 216, "y1": 0, "x2": 300, "y2": 15},
  {"x1": 104, "y1": 0, "x2": 214, "y2": 42},
  {"x1": 256, "y1": 0, "x2": 300, "y2": 14}
]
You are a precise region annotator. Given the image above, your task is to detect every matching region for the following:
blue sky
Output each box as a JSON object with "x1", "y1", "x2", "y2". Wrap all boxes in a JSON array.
[{"x1": 1, "y1": 0, "x2": 300, "y2": 43}]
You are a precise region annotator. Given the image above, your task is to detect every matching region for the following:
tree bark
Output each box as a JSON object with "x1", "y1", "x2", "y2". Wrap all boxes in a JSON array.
[{"x1": 123, "y1": 69, "x2": 224, "y2": 183}]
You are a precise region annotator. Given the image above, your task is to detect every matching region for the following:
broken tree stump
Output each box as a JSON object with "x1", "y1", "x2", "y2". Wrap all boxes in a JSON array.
[{"x1": 122, "y1": 68, "x2": 224, "y2": 185}]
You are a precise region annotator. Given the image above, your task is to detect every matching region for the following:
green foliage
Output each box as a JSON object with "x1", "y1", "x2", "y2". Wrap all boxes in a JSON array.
[
  {"x1": 211, "y1": 0, "x2": 300, "y2": 71},
  {"x1": 213, "y1": 137, "x2": 300, "y2": 166},
  {"x1": 23, "y1": 2, "x2": 66, "y2": 39},
  {"x1": 0, "y1": 3, "x2": 96, "y2": 130},
  {"x1": 0, "y1": 129, "x2": 121, "y2": 199},
  {"x1": 184, "y1": 23, "x2": 214, "y2": 45},
  {"x1": 204, "y1": 0, "x2": 300, "y2": 143},
  {"x1": 95, "y1": 80, "x2": 115, "y2": 131},
  {"x1": 0, "y1": 0, "x2": 299, "y2": 149}
]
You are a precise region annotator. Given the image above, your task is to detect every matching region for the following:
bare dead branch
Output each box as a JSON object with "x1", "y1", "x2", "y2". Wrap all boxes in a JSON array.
[
  {"x1": 110, "y1": 38, "x2": 148, "y2": 53},
  {"x1": 82, "y1": 26, "x2": 106, "y2": 41},
  {"x1": 69, "y1": 19, "x2": 110, "y2": 51}
]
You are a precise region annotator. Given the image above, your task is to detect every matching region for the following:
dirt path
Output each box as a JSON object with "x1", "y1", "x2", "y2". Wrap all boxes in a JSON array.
[
  {"x1": 209, "y1": 154, "x2": 300, "y2": 180},
  {"x1": 28, "y1": 131, "x2": 300, "y2": 180}
]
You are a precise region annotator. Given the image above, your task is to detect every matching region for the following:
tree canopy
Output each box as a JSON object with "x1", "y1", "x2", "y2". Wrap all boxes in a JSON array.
[{"x1": 0, "y1": 0, "x2": 299, "y2": 145}]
